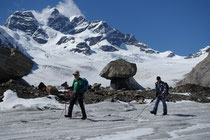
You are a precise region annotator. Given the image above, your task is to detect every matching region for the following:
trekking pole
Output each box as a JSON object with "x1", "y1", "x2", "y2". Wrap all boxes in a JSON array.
[
  {"x1": 134, "y1": 99, "x2": 154, "y2": 120},
  {"x1": 48, "y1": 91, "x2": 68, "y2": 124},
  {"x1": 64, "y1": 98, "x2": 66, "y2": 115},
  {"x1": 64, "y1": 90, "x2": 68, "y2": 115}
]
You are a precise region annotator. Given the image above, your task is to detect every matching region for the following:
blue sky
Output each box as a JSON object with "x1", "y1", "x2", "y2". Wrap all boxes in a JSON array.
[{"x1": 0, "y1": 0, "x2": 210, "y2": 56}]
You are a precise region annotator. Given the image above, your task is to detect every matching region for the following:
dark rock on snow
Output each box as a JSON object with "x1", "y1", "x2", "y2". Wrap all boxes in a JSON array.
[
  {"x1": 4, "y1": 8, "x2": 158, "y2": 56},
  {"x1": 4, "y1": 11, "x2": 39, "y2": 36},
  {"x1": 100, "y1": 59, "x2": 137, "y2": 79},
  {"x1": 0, "y1": 79, "x2": 46, "y2": 99},
  {"x1": 171, "y1": 84, "x2": 210, "y2": 103},
  {"x1": 167, "y1": 52, "x2": 176, "y2": 58},
  {"x1": 4, "y1": 11, "x2": 48, "y2": 44},
  {"x1": 100, "y1": 59, "x2": 144, "y2": 90},
  {"x1": 110, "y1": 77, "x2": 144, "y2": 91},
  {"x1": 106, "y1": 30, "x2": 124, "y2": 46},
  {"x1": 85, "y1": 84, "x2": 210, "y2": 104},
  {"x1": 1, "y1": 79, "x2": 210, "y2": 104},
  {"x1": 56, "y1": 36, "x2": 75, "y2": 45},
  {"x1": 100, "y1": 45, "x2": 118, "y2": 52},
  {"x1": 0, "y1": 47, "x2": 34, "y2": 83},
  {"x1": 70, "y1": 42, "x2": 91, "y2": 55},
  {"x1": 47, "y1": 9, "x2": 74, "y2": 35},
  {"x1": 85, "y1": 36, "x2": 103, "y2": 46},
  {"x1": 32, "y1": 28, "x2": 49, "y2": 44},
  {"x1": 185, "y1": 46, "x2": 210, "y2": 59}
]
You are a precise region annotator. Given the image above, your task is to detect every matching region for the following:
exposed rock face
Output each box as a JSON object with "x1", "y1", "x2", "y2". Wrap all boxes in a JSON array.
[
  {"x1": 100, "y1": 59, "x2": 144, "y2": 90},
  {"x1": 92, "y1": 21, "x2": 112, "y2": 34},
  {"x1": 70, "y1": 42, "x2": 91, "y2": 55},
  {"x1": 185, "y1": 46, "x2": 210, "y2": 59},
  {"x1": 4, "y1": 11, "x2": 39, "y2": 35},
  {"x1": 124, "y1": 34, "x2": 139, "y2": 45},
  {"x1": 85, "y1": 36, "x2": 103, "y2": 46},
  {"x1": 170, "y1": 84, "x2": 210, "y2": 103},
  {"x1": 56, "y1": 36, "x2": 75, "y2": 45},
  {"x1": 47, "y1": 9, "x2": 74, "y2": 34},
  {"x1": 71, "y1": 16, "x2": 89, "y2": 34},
  {"x1": 4, "y1": 11, "x2": 48, "y2": 44},
  {"x1": 0, "y1": 47, "x2": 34, "y2": 83},
  {"x1": 167, "y1": 52, "x2": 175, "y2": 58},
  {"x1": 140, "y1": 47, "x2": 157, "y2": 54},
  {"x1": 47, "y1": 9, "x2": 90, "y2": 35},
  {"x1": 32, "y1": 28, "x2": 49, "y2": 44},
  {"x1": 177, "y1": 52, "x2": 210, "y2": 87},
  {"x1": 4, "y1": 8, "x2": 158, "y2": 55},
  {"x1": 106, "y1": 30, "x2": 124, "y2": 46},
  {"x1": 123, "y1": 34, "x2": 158, "y2": 54},
  {"x1": 100, "y1": 45, "x2": 118, "y2": 52}
]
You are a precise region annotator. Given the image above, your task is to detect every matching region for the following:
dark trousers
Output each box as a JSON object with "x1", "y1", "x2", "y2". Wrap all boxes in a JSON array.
[
  {"x1": 152, "y1": 97, "x2": 167, "y2": 114},
  {"x1": 68, "y1": 93, "x2": 87, "y2": 118}
]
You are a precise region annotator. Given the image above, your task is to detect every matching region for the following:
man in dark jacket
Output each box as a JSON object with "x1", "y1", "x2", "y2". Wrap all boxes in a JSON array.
[
  {"x1": 65, "y1": 71, "x2": 87, "y2": 120},
  {"x1": 150, "y1": 76, "x2": 168, "y2": 115}
]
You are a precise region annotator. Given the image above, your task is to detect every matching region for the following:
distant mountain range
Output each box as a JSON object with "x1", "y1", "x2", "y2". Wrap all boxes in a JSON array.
[
  {"x1": 1, "y1": 9, "x2": 157, "y2": 55},
  {"x1": 1, "y1": 8, "x2": 209, "y2": 58},
  {"x1": 0, "y1": 8, "x2": 209, "y2": 87}
]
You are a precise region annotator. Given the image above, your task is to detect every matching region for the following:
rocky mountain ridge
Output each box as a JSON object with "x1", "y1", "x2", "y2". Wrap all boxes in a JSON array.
[
  {"x1": 0, "y1": 7, "x2": 209, "y2": 89},
  {"x1": 3, "y1": 8, "x2": 157, "y2": 56},
  {"x1": 1, "y1": 8, "x2": 208, "y2": 58},
  {"x1": 185, "y1": 46, "x2": 210, "y2": 59}
]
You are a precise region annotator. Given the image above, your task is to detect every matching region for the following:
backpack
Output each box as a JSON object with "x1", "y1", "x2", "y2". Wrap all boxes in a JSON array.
[
  {"x1": 164, "y1": 82, "x2": 169, "y2": 96},
  {"x1": 82, "y1": 78, "x2": 89, "y2": 92}
]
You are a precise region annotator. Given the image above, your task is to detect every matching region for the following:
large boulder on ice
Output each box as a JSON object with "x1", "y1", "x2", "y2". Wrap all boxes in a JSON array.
[
  {"x1": 177, "y1": 52, "x2": 210, "y2": 87},
  {"x1": 100, "y1": 59, "x2": 137, "y2": 79},
  {"x1": 100, "y1": 59, "x2": 144, "y2": 90},
  {"x1": 0, "y1": 47, "x2": 34, "y2": 83},
  {"x1": 110, "y1": 77, "x2": 144, "y2": 90}
]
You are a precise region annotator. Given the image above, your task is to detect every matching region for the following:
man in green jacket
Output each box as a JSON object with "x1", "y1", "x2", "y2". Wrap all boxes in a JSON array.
[{"x1": 65, "y1": 71, "x2": 87, "y2": 120}]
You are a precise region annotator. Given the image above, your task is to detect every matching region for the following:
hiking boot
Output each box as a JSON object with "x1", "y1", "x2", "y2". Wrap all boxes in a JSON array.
[
  {"x1": 163, "y1": 113, "x2": 167, "y2": 115},
  {"x1": 150, "y1": 111, "x2": 156, "y2": 115},
  {"x1": 64, "y1": 115, "x2": 72, "y2": 118},
  {"x1": 81, "y1": 116, "x2": 87, "y2": 120}
]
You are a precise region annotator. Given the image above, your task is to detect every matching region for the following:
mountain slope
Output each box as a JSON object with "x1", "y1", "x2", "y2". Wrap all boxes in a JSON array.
[
  {"x1": 178, "y1": 52, "x2": 210, "y2": 87},
  {"x1": 0, "y1": 8, "x2": 208, "y2": 88},
  {"x1": 185, "y1": 46, "x2": 210, "y2": 59},
  {"x1": 4, "y1": 8, "x2": 157, "y2": 55}
]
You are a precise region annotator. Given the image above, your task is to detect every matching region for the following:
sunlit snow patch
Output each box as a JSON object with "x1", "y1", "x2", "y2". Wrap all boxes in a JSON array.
[
  {"x1": 171, "y1": 92, "x2": 191, "y2": 96},
  {"x1": 0, "y1": 90, "x2": 63, "y2": 111}
]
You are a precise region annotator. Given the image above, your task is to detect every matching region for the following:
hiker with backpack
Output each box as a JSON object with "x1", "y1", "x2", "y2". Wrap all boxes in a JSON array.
[
  {"x1": 64, "y1": 71, "x2": 87, "y2": 120},
  {"x1": 150, "y1": 76, "x2": 169, "y2": 115}
]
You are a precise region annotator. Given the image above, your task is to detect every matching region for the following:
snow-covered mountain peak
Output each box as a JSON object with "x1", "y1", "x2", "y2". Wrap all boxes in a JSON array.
[
  {"x1": 47, "y1": 8, "x2": 74, "y2": 35},
  {"x1": 4, "y1": 10, "x2": 39, "y2": 36},
  {"x1": 32, "y1": 0, "x2": 84, "y2": 24},
  {"x1": 51, "y1": 8, "x2": 60, "y2": 16},
  {"x1": 3, "y1": 6, "x2": 158, "y2": 55},
  {"x1": 185, "y1": 45, "x2": 210, "y2": 59},
  {"x1": 1, "y1": 1, "x2": 208, "y2": 88},
  {"x1": 55, "y1": 0, "x2": 84, "y2": 19}
]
